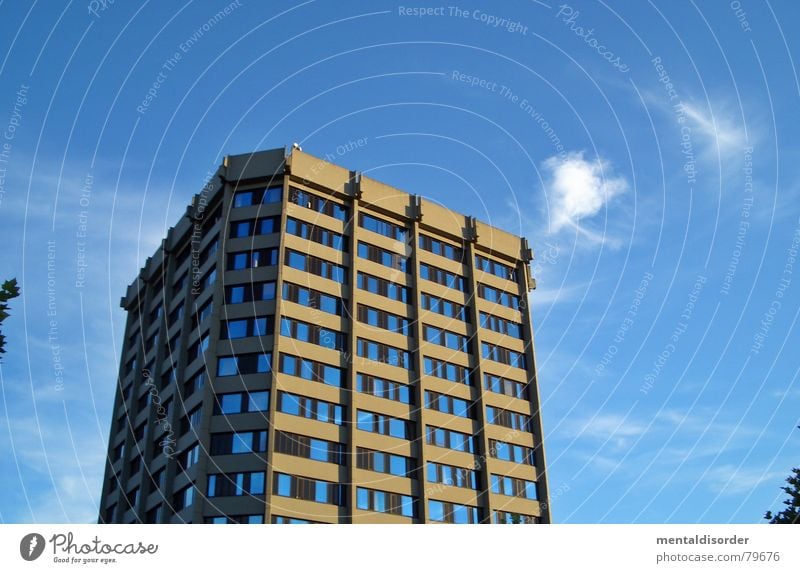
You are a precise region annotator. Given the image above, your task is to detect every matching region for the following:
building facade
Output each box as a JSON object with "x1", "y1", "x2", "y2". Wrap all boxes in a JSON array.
[{"x1": 99, "y1": 146, "x2": 550, "y2": 524}]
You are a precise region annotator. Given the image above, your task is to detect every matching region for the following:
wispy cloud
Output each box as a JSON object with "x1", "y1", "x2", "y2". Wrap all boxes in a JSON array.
[
  {"x1": 704, "y1": 464, "x2": 785, "y2": 496},
  {"x1": 542, "y1": 151, "x2": 628, "y2": 245},
  {"x1": 679, "y1": 101, "x2": 748, "y2": 157}
]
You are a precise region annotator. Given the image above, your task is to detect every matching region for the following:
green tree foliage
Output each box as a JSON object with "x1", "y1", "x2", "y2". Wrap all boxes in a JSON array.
[
  {"x1": 765, "y1": 427, "x2": 800, "y2": 524},
  {"x1": 0, "y1": 278, "x2": 20, "y2": 358}
]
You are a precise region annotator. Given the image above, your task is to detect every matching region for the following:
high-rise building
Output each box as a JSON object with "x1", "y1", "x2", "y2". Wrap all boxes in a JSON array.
[{"x1": 99, "y1": 146, "x2": 550, "y2": 524}]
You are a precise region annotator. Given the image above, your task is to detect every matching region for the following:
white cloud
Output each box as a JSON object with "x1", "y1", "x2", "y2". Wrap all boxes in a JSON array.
[
  {"x1": 704, "y1": 464, "x2": 785, "y2": 496},
  {"x1": 680, "y1": 101, "x2": 747, "y2": 157},
  {"x1": 542, "y1": 151, "x2": 628, "y2": 240}
]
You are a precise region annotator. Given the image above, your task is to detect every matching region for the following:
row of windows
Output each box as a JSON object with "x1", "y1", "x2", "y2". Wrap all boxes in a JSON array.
[
  {"x1": 360, "y1": 212, "x2": 408, "y2": 241},
  {"x1": 357, "y1": 338, "x2": 411, "y2": 369},
  {"x1": 489, "y1": 439, "x2": 536, "y2": 466},
  {"x1": 221, "y1": 315, "x2": 273, "y2": 339},
  {"x1": 286, "y1": 217, "x2": 347, "y2": 251},
  {"x1": 288, "y1": 188, "x2": 349, "y2": 221},
  {"x1": 278, "y1": 391, "x2": 344, "y2": 425},
  {"x1": 493, "y1": 510, "x2": 539, "y2": 524},
  {"x1": 427, "y1": 461, "x2": 478, "y2": 489},
  {"x1": 356, "y1": 373, "x2": 412, "y2": 404},
  {"x1": 491, "y1": 474, "x2": 538, "y2": 500},
  {"x1": 478, "y1": 283, "x2": 520, "y2": 310},
  {"x1": 421, "y1": 293, "x2": 469, "y2": 322},
  {"x1": 484, "y1": 373, "x2": 528, "y2": 399},
  {"x1": 425, "y1": 390, "x2": 472, "y2": 418},
  {"x1": 233, "y1": 185, "x2": 282, "y2": 207},
  {"x1": 208, "y1": 471, "x2": 265, "y2": 497},
  {"x1": 476, "y1": 254, "x2": 517, "y2": 281},
  {"x1": 480, "y1": 312, "x2": 522, "y2": 338},
  {"x1": 217, "y1": 352, "x2": 271, "y2": 377},
  {"x1": 225, "y1": 281, "x2": 276, "y2": 304},
  {"x1": 205, "y1": 514, "x2": 264, "y2": 524},
  {"x1": 429, "y1": 500, "x2": 480, "y2": 524},
  {"x1": 419, "y1": 234, "x2": 464, "y2": 262},
  {"x1": 280, "y1": 317, "x2": 346, "y2": 352},
  {"x1": 423, "y1": 324, "x2": 469, "y2": 353},
  {"x1": 283, "y1": 283, "x2": 342, "y2": 316},
  {"x1": 210, "y1": 430, "x2": 268, "y2": 455},
  {"x1": 356, "y1": 447, "x2": 413, "y2": 477},
  {"x1": 274, "y1": 430, "x2": 344, "y2": 465},
  {"x1": 285, "y1": 249, "x2": 346, "y2": 283},
  {"x1": 356, "y1": 410, "x2": 411, "y2": 439},
  {"x1": 423, "y1": 356, "x2": 472, "y2": 385},
  {"x1": 358, "y1": 241, "x2": 408, "y2": 272},
  {"x1": 279, "y1": 353, "x2": 343, "y2": 387},
  {"x1": 357, "y1": 487, "x2": 415, "y2": 518},
  {"x1": 213, "y1": 390, "x2": 269, "y2": 415},
  {"x1": 420, "y1": 263, "x2": 465, "y2": 291},
  {"x1": 229, "y1": 215, "x2": 280, "y2": 238},
  {"x1": 227, "y1": 248, "x2": 278, "y2": 271},
  {"x1": 274, "y1": 472, "x2": 345, "y2": 506},
  {"x1": 357, "y1": 304, "x2": 411, "y2": 336},
  {"x1": 426, "y1": 425, "x2": 474, "y2": 453},
  {"x1": 357, "y1": 271, "x2": 409, "y2": 303},
  {"x1": 482, "y1": 342, "x2": 526, "y2": 369},
  {"x1": 486, "y1": 405, "x2": 531, "y2": 431}
]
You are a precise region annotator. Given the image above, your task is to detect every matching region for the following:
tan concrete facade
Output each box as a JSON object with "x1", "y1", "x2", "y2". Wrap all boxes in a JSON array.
[{"x1": 100, "y1": 146, "x2": 550, "y2": 524}]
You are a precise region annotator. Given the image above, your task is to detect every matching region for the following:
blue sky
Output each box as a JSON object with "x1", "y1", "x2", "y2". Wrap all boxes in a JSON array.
[{"x1": 0, "y1": 0, "x2": 798, "y2": 524}]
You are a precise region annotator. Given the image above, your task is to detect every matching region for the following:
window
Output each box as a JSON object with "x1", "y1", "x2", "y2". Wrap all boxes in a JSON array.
[
  {"x1": 486, "y1": 406, "x2": 531, "y2": 431},
  {"x1": 357, "y1": 241, "x2": 408, "y2": 272},
  {"x1": 274, "y1": 431, "x2": 344, "y2": 464},
  {"x1": 419, "y1": 263, "x2": 465, "y2": 291},
  {"x1": 280, "y1": 317, "x2": 346, "y2": 351},
  {"x1": 421, "y1": 293, "x2": 468, "y2": 322},
  {"x1": 491, "y1": 474, "x2": 538, "y2": 499},
  {"x1": 188, "y1": 332, "x2": 209, "y2": 361},
  {"x1": 484, "y1": 373, "x2": 528, "y2": 399},
  {"x1": 199, "y1": 237, "x2": 219, "y2": 265},
  {"x1": 427, "y1": 462, "x2": 478, "y2": 489},
  {"x1": 213, "y1": 391, "x2": 269, "y2": 415},
  {"x1": 356, "y1": 447, "x2": 413, "y2": 477},
  {"x1": 112, "y1": 441, "x2": 125, "y2": 462},
  {"x1": 173, "y1": 485, "x2": 194, "y2": 511},
  {"x1": 210, "y1": 431, "x2": 268, "y2": 455},
  {"x1": 278, "y1": 392, "x2": 344, "y2": 425},
  {"x1": 125, "y1": 488, "x2": 140, "y2": 510},
  {"x1": 357, "y1": 338, "x2": 411, "y2": 369},
  {"x1": 357, "y1": 304, "x2": 411, "y2": 336},
  {"x1": 428, "y1": 500, "x2": 481, "y2": 524},
  {"x1": 225, "y1": 281, "x2": 276, "y2": 304},
  {"x1": 181, "y1": 443, "x2": 201, "y2": 469},
  {"x1": 273, "y1": 472, "x2": 345, "y2": 505},
  {"x1": 489, "y1": 439, "x2": 535, "y2": 466},
  {"x1": 357, "y1": 410, "x2": 411, "y2": 439},
  {"x1": 356, "y1": 487, "x2": 415, "y2": 517},
  {"x1": 285, "y1": 249, "x2": 346, "y2": 283},
  {"x1": 183, "y1": 369, "x2": 206, "y2": 397},
  {"x1": 482, "y1": 342, "x2": 526, "y2": 369},
  {"x1": 476, "y1": 254, "x2": 517, "y2": 281},
  {"x1": 360, "y1": 213, "x2": 407, "y2": 241},
  {"x1": 173, "y1": 272, "x2": 188, "y2": 295},
  {"x1": 192, "y1": 300, "x2": 213, "y2": 328},
  {"x1": 168, "y1": 303, "x2": 184, "y2": 328},
  {"x1": 288, "y1": 187, "x2": 348, "y2": 221},
  {"x1": 356, "y1": 374, "x2": 412, "y2": 404},
  {"x1": 221, "y1": 315, "x2": 274, "y2": 339},
  {"x1": 419, "y1": 234, "x2": 464, "y2": 261},
  {"x1": 149, "y1": 301, "x2": 163, "y2": 324},
  {"x1": 145, "y1": 505, "x2": 162, "y2": 524},
  {"x1": 423, "y1": 356, "x2": 472, "y2": 385},
  {"x1": 493, "y1": 510, "x2": 539, "y2": 524},
  {"x1": 286, "y1": 217, "x2": 347, "y2": 251},
  {"x1": 205, "y1": 514, "x2": 265, "y2": 524},
  {"x1": 425, "y1": 391, "x2": 472, "y2": 418},
  {"x1": 216, "y1": 353, "x2": 272, "y2": 376},
  {"x1": 282, "y1": 283, "x2": 342, "y2": 316},
  {"x1": 426, "y1": 425, "x2": 474, "y2": 453},
  {"x1": 181, "y1": 406, "x2": 203, "y2": 435},
  {"x1": 272, "y1": 516, "x2": 316, "y2": 524},
  {"x1": 207, "y1": 471, "x2": 265, "y2": 497},
  {"x1": 229, "y1": 215, "x2": 280, "y2": 238},
  {"x1": 357, "y1": 272, "x2": 409, "y2": 303},
  {"x1": 423, "y1": 324, "x2": 469, "y2": 353},
  {"x1": 233, "y1": 184, "x2": 282, "y2": 207},
  {"x1": 227, "y1": 248, "x2": 279, "y2": 270},
  {"x1": 480, "y1": 312, "x2": 522, "y2": 338},
  {"x1": 279, "y1": 353, "x2": 342, "y2": 387},
  {"x1": 478, "y1": 283, "x2": 520, "y2": 310}
]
